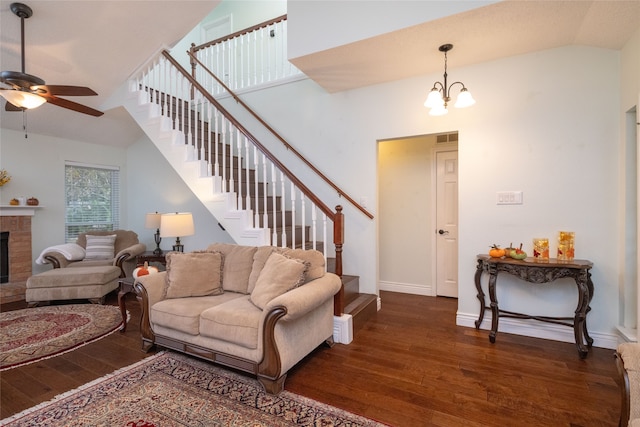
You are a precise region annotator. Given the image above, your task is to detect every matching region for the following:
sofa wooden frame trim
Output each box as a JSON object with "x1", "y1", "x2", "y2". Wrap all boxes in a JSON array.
[
  {"x1": 616, "y1": 351, "x2": 630, "y2": 427},
  {"x1": 135, "y1": 282, "x2": 294, "y2": 394}
]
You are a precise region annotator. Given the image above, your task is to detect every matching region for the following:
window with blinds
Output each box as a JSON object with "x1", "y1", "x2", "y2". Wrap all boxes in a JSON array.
[{"x1": 65, "y1": 162, "x2": 120, "y2": 242}]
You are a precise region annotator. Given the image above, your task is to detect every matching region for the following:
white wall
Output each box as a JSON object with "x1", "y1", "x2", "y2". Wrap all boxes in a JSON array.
[
  {"x1": 0, "y1": 128, "x2": 233, "y2": 275},
  {"x1": 224, "y1": 44, "x2": 622, "y2": 349},
  {"x1": 0, "y1": 128, "x2": 128, "y2": 275},
  {"x1": 125, "y1": 135, "x2": 234, "y2": 252}
]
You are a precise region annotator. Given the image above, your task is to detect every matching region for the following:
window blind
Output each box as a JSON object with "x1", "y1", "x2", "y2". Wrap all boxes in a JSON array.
[{"x1": 65, "y1": 162, "x2": 120, "y2": 242}]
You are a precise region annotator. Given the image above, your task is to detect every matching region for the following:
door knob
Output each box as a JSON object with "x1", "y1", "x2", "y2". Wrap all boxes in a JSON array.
[{"x1": 438, "y1": 229, "x2": 449, "y2": 235}]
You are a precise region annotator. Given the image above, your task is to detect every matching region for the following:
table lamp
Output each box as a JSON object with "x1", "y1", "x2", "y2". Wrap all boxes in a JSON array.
[
  {"x1": 145, "y1": 212, "x2": 163, "y2": 254},
  {"x1": 160, "y1": 212, "x2": 195, "y2": 252}
]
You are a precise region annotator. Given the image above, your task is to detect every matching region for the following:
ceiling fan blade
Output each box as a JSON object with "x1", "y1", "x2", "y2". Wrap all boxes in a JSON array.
[
  {"x1": 4, "y1": 101, "x2": 22, "y2": 112},
  {"x1": 32, "y1": 85, "x2": 98, "y2": 97},
  {"x1": 41, "y1": 94, "x2": 104, "y2": 117}
]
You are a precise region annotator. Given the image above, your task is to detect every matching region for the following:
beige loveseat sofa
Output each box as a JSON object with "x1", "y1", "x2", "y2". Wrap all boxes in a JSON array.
[
  {"x1": 135, "y1": 243, "x2": 342, "y2": 394},
  {"x1": 39, "y1": 230, "x2": 146, "y2": 278}
]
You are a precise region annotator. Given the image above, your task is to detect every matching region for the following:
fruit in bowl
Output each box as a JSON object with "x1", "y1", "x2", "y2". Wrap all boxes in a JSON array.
[
  {"x1": 510, "y1": 243, "x2": 527, "y2": 260},
  {"x1": 503, "y1": 243, "x2": 515, "y2": 258},
  {"x1": 489, "y1": 244, "x2": 505, "y2": 258}
]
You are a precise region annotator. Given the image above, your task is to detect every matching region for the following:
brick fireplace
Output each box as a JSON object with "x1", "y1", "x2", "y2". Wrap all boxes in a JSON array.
[{"x1": 0, "y1": 209, "x2": 35, "y2": 302}]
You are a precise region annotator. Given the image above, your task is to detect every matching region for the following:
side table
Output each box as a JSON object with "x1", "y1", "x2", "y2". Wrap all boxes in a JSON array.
[
  {"x1": 118, "y1": 277, "x2": 135, "y2": 332},
  {"x1": 136, "y1": 251, "x2": 167, "y2": 268},
  {"x1": 474, "y1": 254, "x2": 594, "y2": 358}
]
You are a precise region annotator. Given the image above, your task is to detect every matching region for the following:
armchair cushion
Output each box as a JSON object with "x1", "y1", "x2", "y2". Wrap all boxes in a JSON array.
[
  {"x1": 250, "y1": 252, "x2": 308, "y2": 309},
  {"x1": 38, "y1": 230, "x2": 146, "y2": 278},
  {"x1": 164, "y1": 251, "x2": 224, "y2": 299},
  {"x1": 84, "y1": 234, "x2": 116, "y2": 260}
]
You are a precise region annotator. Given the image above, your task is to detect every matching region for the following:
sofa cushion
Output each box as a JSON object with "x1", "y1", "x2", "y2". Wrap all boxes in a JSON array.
[
  {"x1": 151, "y1": 293, "x2": 244, "y2": 335},
  {"x1": 250, "y1": 252, "x2": 308, "y2": 309},
  {"x1": 247, "y1": 246, "x2": 278, "y2": 294},
  {"x1": 279, "y1": 248, "x2": 326, "y2": 283},
  {"x1": 164, "y1": 251, "x2": 224, "y2": 299},
  {"x1": 84, "y1": 234, "x2": 116, "y2": 260},
  {"x1": 200, "y1": 296, "x2": 262, "y2": 349},
  {"x1": 207, "y1": 243, "x2": 257, "y2": 294}
]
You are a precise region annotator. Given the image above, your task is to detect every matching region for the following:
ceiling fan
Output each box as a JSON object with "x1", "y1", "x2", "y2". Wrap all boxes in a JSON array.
[{"x1": 0, "y1": 2, "x2": 103, "y2": 117}]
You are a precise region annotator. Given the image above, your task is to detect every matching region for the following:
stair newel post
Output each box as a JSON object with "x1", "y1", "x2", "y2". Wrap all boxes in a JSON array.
[
  {"x1": 333, "y1": 205, "x2": 344, "y2": 316},
  {"x1": 189, "y1": 43, "x2": 197, "y2": 98}
]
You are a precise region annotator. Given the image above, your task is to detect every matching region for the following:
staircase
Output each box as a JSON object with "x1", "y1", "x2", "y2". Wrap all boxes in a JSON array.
[{"x1": 120, "y1": 48, "x2": 377, "y2": 342}]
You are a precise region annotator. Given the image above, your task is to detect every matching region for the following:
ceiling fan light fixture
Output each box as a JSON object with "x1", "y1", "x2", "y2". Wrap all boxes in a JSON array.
[{"x1": 0, "y1": 89, "x2": 45, "y2": 109}]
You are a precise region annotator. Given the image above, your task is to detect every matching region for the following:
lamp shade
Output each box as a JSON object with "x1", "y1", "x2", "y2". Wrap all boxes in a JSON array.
[
  {"x1": 424, "y1": 89, "x2": 444, "y2": 109},
  {"x1": 429, "y1": 104, "x2": 448, "y2": 116},
  {"x1": 160, "y1": 212, "x2": 195, "y2": 238},
  {"x1": 145, "y1": 212, "x2": 162, "y2": 229},
  {"x1": 454, "y1": 88, "x2": 476, "y2": 108},
  {"x1": 0, "y1": 89, "x2": 46, "y2": 109}
]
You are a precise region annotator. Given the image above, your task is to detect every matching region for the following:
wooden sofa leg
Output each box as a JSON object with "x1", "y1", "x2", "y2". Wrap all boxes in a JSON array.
[
  {"x1": 325, "y1": 335, "x2": 335, "y2": 348},
  {"x1": 141, "y1": 339, "x2": 155, "y2": 353},
  {"x1": 258, "y1": 374, "x2": 287, "y2": 394}
]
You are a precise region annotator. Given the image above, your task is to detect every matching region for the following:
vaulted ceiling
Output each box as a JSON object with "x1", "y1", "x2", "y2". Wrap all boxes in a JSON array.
[{"x1": 0, "y1": 1, "x2": 638, "y2": 147}]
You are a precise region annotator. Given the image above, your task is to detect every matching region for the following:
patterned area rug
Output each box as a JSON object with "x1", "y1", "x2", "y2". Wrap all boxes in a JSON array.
[
  {"x1": 0, "y1": 304, "x2": 123, "y2": 370},
  {"x1": 1, "y1": 351, "x2": 387, "y2": 426}
]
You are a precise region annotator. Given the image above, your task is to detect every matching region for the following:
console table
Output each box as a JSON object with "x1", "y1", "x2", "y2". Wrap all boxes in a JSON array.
[{"x1": 474, "y1": 254, "x2": 594, "y2": 358}]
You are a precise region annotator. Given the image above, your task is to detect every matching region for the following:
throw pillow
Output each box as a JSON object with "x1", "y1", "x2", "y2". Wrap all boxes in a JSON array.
[
  {"x1": 165, "y1": 251, "x2": 224, "y2": 299},
  {"x1": 84, "y1": 234, "x2": 116, "y2": 260},
  {"x1": 250, "y1": 252, "x2": 308, "y2": 309},
  {"x1": 207, "y1": 243, "x2": 257, "y2": 294}
]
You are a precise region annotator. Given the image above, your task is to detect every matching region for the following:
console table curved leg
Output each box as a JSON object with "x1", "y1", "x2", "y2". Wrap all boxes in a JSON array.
[
  {"x1": 474, "y1": 259, "x2": 486, "y2": 328},
  {"x1": 573, "y1": 276, "x2": 590, "y2": 359},
  {"x1": 488, "y1": 266, "x2": 499, "y2": 343}
]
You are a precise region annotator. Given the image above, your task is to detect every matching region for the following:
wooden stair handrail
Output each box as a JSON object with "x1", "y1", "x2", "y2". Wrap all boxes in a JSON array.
[
  {"x1": 162, "y1": 50, "x2": 337, "y2": 223},
  {"x1": 188, "y1": 49, "x2": 374, "y2": 220},
  {"x1": 191, "y1": 14, "x2": 288, "y2": 53}
]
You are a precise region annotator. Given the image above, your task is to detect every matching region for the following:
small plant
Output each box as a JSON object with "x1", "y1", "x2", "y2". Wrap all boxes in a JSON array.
[{"x1": 0, "y1": 170, "x2": 10, "y2": 187}]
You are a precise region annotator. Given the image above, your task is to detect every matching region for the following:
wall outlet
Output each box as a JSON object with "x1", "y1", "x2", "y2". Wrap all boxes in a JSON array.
[{"x1": 497, "y1": 191, "x2": 523, "y2": 205}]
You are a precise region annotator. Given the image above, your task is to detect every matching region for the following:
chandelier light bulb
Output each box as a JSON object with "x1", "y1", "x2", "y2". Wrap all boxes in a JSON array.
[
  {"x1": 454, "y1": 88, "x2": 476, "y2": 108},
  {"x1": 429, "y1": 104, "x2": 448, "y2": 116},
  {"x1": 424, "y1": 88, "x2": 444, "y2": 108},
  {"x1": 0, "y1": 89, "x2": 46, "y2": 109}
]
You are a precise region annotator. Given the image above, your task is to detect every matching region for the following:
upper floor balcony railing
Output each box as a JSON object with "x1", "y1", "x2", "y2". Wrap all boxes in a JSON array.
[{"x1": 190, "y1": 15, "x2": 304, "y2": 96}]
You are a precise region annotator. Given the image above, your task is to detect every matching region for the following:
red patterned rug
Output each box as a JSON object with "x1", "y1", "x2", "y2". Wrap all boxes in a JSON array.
[
  {"x1": 0, "y1": 304, "x2": 123, "y2": 370},
  {"x1": 1, "y1": 351, "x2": 387, "y2": 426}
]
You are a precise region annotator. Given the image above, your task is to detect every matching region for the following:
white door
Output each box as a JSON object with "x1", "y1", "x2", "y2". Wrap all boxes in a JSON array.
[{"x1": 435, "y1": 150, "x2": 459, "y2": 297}]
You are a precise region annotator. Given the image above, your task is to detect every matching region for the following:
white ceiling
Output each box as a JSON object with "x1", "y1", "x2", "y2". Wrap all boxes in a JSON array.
[
  {"x1": 0, "y1": 0, "x2": 220, "y2": 147},
  {"x1": 0, "y1": 0, "x2": 639, "y2": 147}
]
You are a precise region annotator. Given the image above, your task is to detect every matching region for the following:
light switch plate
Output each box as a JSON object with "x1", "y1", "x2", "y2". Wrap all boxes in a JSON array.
[{"x1": 497, "y1": 191, "x2": 523, "y2": 205}]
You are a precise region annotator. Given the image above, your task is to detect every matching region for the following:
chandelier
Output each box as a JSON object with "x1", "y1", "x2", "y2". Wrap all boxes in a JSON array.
[{"x1": 424, "y1": 44, "x2": 475, "y2": 116}]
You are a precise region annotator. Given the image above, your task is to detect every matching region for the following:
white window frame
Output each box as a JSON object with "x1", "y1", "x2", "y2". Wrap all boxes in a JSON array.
[{"x1": 64, "y1": 161, "x2": 120, "y2": 243}]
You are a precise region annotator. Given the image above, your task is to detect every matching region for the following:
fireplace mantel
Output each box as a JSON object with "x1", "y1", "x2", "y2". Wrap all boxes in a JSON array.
[{"x1": 0, "y1": 205, "x2": 43, "y2": 216}]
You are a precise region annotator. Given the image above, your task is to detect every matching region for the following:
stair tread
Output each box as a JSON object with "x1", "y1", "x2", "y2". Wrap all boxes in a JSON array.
[{"x1": 344, "y1": 293, "x2": 377, "y2": 313}]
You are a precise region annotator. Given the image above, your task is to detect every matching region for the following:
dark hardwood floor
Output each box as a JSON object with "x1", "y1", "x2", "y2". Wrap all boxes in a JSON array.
[{"x1": 1, "y1": 291, "x2": 620, "y2": 426}]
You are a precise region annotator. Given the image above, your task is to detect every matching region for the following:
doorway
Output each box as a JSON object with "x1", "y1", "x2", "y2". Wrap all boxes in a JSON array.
[{"x1": 378, "y1": 132, "x2": 458, "y2": 297}]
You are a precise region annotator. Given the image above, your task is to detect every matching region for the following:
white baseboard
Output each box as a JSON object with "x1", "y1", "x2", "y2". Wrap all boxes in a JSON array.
[
  {"x1": 379, "y1": 280, "x2": 433, "y2": 296},
  {"x1": 333, "y1": 314, "x2": 353, "y2": 344},
  {"x1": 457, "y1": 311, "x2": 619, "y2": 350}
]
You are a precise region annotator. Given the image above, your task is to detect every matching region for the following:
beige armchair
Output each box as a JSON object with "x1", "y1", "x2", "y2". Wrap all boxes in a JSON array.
[
  {"x1": 616, "y1": 342, "x2": 640, "y2": 427},
  {"x1": 41, "y1": 230, "x2": 146, "y2": 278}
]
